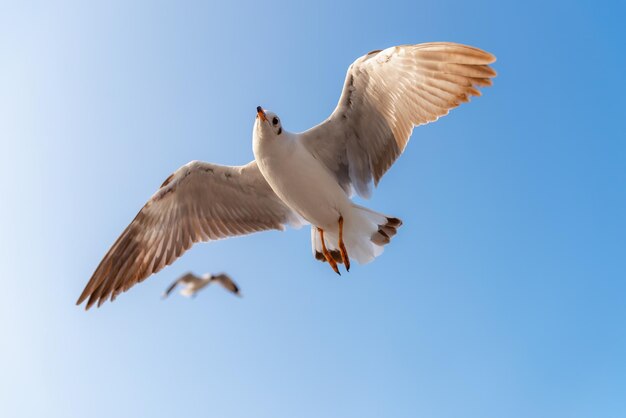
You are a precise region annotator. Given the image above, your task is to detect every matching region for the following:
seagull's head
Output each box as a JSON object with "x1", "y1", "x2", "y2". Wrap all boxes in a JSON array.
[{"x1": 255, "y1": 106, "x2": 283, "y2": 139}]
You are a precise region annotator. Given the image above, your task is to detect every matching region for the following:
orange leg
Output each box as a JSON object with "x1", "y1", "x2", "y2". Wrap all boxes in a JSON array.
[
  {"x1": 319, "y1": 227, "x2": 340, "y2": 275},
  {"x1": 338, "y1": 216, "x2": 350, "y2": 272}
]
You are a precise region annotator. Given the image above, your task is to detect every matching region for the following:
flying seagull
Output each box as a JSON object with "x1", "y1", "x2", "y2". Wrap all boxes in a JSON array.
[
  {"x1": 77, "y1": 42, "x2": 496, "y2": 309},
  {"x1": 163, "y1": 272, "x2": 241, "y2": 299}
]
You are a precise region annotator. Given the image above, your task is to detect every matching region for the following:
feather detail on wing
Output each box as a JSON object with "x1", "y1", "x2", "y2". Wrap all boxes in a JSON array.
[
  {"x1": 301, "y1": 42, "x2": 496, "y2": 198},
  {"x1": 77, "y1": 161, "x2": 300, "y2": 309}
]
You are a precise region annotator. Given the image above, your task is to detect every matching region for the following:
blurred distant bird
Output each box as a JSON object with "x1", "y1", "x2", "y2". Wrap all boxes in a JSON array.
[
  {"x1": 163, "y1": 272, "x2": 241, "y2": 299},
  {"x1": 77, "y1": 42, "x2": 496, "y2": 309}
]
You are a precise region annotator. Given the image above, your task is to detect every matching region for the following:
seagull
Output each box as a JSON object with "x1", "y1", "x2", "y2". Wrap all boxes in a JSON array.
[
  {"x1": 162, "y1": 272, "x2": 241, "y2": 299},
  {"x1": 77, "y1": 42, "x2": 496, "y2": 309}
]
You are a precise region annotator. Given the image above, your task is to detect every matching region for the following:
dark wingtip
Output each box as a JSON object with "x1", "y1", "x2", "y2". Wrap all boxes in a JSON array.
[{"x1": 386, "y1": 217, "x2": 403, "y2": 228}]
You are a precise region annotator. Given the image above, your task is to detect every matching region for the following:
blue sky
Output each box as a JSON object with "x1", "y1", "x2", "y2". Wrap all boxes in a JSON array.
[{"x1": 1, "y1": 0, "x2": 625, "y2": 417}]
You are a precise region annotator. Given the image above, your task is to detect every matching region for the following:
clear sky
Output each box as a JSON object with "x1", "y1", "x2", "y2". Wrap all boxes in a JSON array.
[{"x1": 1, "y1": 0, "x2": 625, "y2": 417}]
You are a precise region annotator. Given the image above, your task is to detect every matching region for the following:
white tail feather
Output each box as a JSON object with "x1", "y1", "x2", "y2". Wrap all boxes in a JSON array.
[{"x1": 311, "y1": 204, "x2": 402, "y2": 265}]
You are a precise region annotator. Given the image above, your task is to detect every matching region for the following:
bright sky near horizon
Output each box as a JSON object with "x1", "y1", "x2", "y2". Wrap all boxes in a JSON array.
[{"x1": 1, "y1": 1, "x2": 625, "y2": 417}]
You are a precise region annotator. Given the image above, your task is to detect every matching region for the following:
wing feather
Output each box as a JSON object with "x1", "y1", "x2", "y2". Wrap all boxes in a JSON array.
[
  {"x1": 77, "y1": 160, "x2": 300, "y2": 309},
  {"x1": 211, "y1": 274, "x2": 240, "y2": 296},
  {"x1": 162, "y1": 273, "x2": 198, "y2": 299},
  {"x1": 301, "y1": 42, "x2": 496, "y2": 198}
]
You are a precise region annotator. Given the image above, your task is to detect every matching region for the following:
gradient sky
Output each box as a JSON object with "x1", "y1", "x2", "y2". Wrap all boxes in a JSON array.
[{"x1": 1, "y1": 1, "x2": 625, "y2": 417}]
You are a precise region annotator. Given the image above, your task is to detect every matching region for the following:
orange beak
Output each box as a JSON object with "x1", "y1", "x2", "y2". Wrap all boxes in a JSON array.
[{"x1": 256, "y1": 106, "x2": 267, "y2": 122}]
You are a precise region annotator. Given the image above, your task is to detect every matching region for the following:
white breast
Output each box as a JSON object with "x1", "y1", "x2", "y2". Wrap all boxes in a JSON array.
[{"x1": 253, "y1": 132, "x2": 351, "y2": 230}]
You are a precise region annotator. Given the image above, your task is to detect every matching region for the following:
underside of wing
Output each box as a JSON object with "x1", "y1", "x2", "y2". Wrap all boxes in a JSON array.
[
  {"x1": 211, "y1": 273, "x2": 240, "y2": 296},
  {"x1": 302, "y1": 42, "x2": 496, "y2": 198},
  {"x1": 162, "y1": 273, "x2": 197, "y2": 298},
  {"x1": 77, "y1": 161, "x2": 300, "y2": 309}
]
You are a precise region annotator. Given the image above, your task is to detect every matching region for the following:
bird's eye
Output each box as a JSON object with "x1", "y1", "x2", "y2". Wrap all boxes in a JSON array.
[{"x1": 272, "y1": 117, "x2": 279, "y2": 126}]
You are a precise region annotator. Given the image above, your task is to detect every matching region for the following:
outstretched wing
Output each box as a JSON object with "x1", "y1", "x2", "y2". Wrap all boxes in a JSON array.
[
  {"x1": 211, "y1": 273, "x2": 241, "y2": 296},
  {"x1": 301, "y1": 42, "x2": 496, "y2": 198},
  {"x1": 77, "y1": 161, "x2": 301, "y2": 309},
  {"x1": 162, "y1": 273, "x2": 198, "y2": 299}
]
